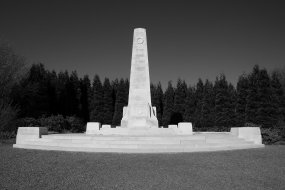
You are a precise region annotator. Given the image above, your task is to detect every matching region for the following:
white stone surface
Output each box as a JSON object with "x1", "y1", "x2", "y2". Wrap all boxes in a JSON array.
[
  {"x1": 96, "y1": 127, "x2": 177, "y2": 136},
  {"x1": 102, "y1": 125, "x2": 111, "y2": 129},
  {"x1": 121, "y1": 28, "x2": 158, "y2": 128},
  {"x1": 86, "y1": 122, "x2": 101, "y2": 134},
  {"x1": 14, "y1": 132, "x2": 264, "y2": 153},
  {"x1": 230, "y1": 127, "x2": 262, "y2": 144},
  {"x1": 178, "y1": 122, "x2": 193, "y2": 135},
  {"x1": 16, "y1": 127, "x2": 47, "y2": 144},
  {"x1": 168, "y1": 125, "x2": 178, "y2": 129}
]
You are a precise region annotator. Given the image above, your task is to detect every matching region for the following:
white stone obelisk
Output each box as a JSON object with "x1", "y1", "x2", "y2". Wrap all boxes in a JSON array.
[{"x1": 121, "y1": 28, "x2": 158, "y2": 128}]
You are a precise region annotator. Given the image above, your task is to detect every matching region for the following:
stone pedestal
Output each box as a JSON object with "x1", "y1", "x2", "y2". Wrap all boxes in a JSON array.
[
  {"x1": 231, "y1": 127, "x2": 262, "y2": 144},
  {"x1": 86, "y1": 122, "x2": 101, "y2": 134},
  {"x1": 16, "y1": 127, "x2": 47, "y2": 144},
  {"x1": 178, "y1": 122, "x2": 193, "y2": 135}
]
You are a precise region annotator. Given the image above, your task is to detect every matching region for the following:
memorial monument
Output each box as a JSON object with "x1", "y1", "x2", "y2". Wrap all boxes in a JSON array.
[
  {"x1": 121, "y1": 28, "x2": 158, "y2": 128},
  {"x1": 13, "y1": 28, "x2": 264, "y2": 152}
]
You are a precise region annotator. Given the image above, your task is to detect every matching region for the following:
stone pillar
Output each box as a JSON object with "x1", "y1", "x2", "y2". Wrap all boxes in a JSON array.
[
  {"x1": 231, "y1": 127, "x2": 263, "y2": 144},
  {"x1": 86, "y1": 122, "x2": 101, "y2": 134},
  {"x1": 121, "y1": 28, "x2": 158, "y2": 128},
  {"x1": 178, "y1": 122, "x2": 193, "y2": 135},
  {"x1": 15, "y1": 127, "x2": 48, "y2": 144}
]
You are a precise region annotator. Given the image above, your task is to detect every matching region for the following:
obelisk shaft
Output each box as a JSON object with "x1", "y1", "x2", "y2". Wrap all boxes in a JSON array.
[
  {"x1": 121, "y1": 28, "x2": 158, "y2": 128},
  {"x1": 129, "y1": 28, "x2": 151, "y2": 108}
]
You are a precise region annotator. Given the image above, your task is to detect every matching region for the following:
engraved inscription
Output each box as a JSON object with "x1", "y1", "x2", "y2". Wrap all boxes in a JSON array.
[{"x1": 137, "y1": 37, "x2": 144, "y2": 44}]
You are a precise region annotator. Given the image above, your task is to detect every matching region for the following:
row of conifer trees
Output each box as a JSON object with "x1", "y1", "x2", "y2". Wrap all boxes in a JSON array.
[{"x1": 10, "y1": 63, "x2": 285, "y2": 130}]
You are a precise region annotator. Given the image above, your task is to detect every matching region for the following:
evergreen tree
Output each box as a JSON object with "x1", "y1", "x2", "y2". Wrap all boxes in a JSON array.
[
  {"x1": 162, "y1": 81, "x2": 174, "y2": 127},
  {"x1": 112, "y1": 79, "x2": 128, "y2": 126},
  {"x1": 150, "y1": 83, "x2": 157, "y2": 119},
  {"x1": 184, "y1": 86, "x2": 196, "y2": 123},
  {"x1": 245, "y1": 65, "x2": 260, "y2": 124},
  {"x1": 154, "y1": 82, "x2": 164, "y2": 126},
  {"x1": 79, "y1": 75, "x2": 91, "y2": 122},
  {"x1": 200, "y1": 80, "x2": 214, "y2": 129},
  {"x1": 90, "y1": 75, "x2": 104, "y2": 123},
  {"x1": 102, "y1": 78, "x2": 114, "y2": 125},
  {"x1": 30, "y1": 63, "x2": 49, "y2": 117},
  {"x1": 124, "y1": 78, "x2": 129, "y2": 101},
  {"x1": 112, "y1": 78, "x2": 120, "y2": 91},
  {"x1": 227, "y1": 83, "x2": 237, "y2": 127},
  {"x1": 57, "y1": 71, "x2": 70, "y2": 116},
  {"x1": 151, "y1": 82, "x2": 164, "y2": 126},
  {"x1": 194, "y1": 78, "x2": 204, "y2": 128},
  {"x1": 256, "y1": 69, "x2": 276, "y2": 127},
  {"x1": 46, "y1": 70, "x2": 58, "y2": 115},
  {"x1": 214, "y1": 74, "x2": 231, "y2": 128},
  {"x1": 28, "y1": 63, "x2": 47, "y2": 82},
  {"x1": 174, "y1": 78, "x2": 187, "y2": 116},
  {"x1": 16, "y1": 63, "x2": 49, "y2": 117},
  {"x1": 150, "y1": 83, "x2": 156, "y2": 105},
  {"x1": 271, "y1": 71, "x2": 285, "y2": 123},
  {"x1": 66, "y1": 71, "x2": 80, "y2": 116},
  {"x1": 235, "y1": 74, "x2": 249, "y2": 126},
  {"x1": 111, "y1": 78, "x2": 119, "y2": 116}
]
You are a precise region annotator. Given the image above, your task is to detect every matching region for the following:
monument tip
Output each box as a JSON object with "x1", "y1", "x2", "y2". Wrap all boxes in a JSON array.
[{"x1": 134, "y1": 28, "x2": 146, "y2": 31}]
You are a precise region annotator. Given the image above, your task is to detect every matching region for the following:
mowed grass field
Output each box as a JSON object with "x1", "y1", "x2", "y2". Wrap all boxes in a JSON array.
[{"x1": 1, "y1": 140, "x2": 284, "y2": 190}]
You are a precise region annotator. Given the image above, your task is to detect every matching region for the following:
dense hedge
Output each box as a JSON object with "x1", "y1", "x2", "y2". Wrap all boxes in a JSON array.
[
  {"x1": 15, "y1": 115, "x2": 85, "y2": 133},
  {"x1": 261, "y1": 127, "x2": 285, "y2": 145}
]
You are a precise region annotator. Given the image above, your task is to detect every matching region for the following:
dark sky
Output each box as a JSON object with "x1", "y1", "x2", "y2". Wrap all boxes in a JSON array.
[{"x1": 1, "y1": 0, "x2": 285, "y2": 88}]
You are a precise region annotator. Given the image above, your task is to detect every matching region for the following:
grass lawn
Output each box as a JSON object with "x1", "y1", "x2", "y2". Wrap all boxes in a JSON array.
[{"x1": 1, "y1": 139, "x2": 285, "y2": 190}]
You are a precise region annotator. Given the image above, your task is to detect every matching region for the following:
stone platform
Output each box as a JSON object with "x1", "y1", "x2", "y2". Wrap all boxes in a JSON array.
[{"x1": 13, "y1": 128, "x2": 264, "y2": 153}]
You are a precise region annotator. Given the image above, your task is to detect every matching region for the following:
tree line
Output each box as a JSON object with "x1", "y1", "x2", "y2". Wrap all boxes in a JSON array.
[
  {"x1": 1, "y1": 43, "x2": 285, "y2": 133},
  {"x1": 9, "y1": 63, "x2": 285, "y2": 130}
]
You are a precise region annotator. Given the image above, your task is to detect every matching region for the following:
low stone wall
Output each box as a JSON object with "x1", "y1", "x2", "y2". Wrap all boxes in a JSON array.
[
  {"x1": 15, "y1": 127, "x2": 48, "y2": 144},
  {"x1": 85, "y1": 122, "x2": 193, "y2": 135},
  {"x1": 231, "y1": 127, "x2": 262, "y2": 144}
]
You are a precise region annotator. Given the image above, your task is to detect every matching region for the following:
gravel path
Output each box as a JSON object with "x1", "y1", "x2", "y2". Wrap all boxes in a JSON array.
[{"x1": 1, "y1": 141, "x2": 285, "y2": 190}]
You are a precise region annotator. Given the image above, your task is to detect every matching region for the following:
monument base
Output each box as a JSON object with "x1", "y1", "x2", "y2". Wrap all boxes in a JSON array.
[
  {"x1": 93, "y1": 122, "x2": 193, "y2": 135},
  {"x1": 120, "y1": 106, "x2": 159, "y2": 128},
  {"x1": 97, "y1": 127, "x2": 176, "y2": 136},
  {"x1": 13, "y1": 126, "x2": 264, "y2": 153}
]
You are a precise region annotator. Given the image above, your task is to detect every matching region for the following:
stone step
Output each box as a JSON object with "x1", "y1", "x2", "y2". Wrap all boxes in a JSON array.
[
  {"x1": 40, "y1": 135, "x2": 247, "y2": 144},
  {"x1": 38, "y1": 139, "x2": 185, "y2": 144},
  {"x1": 181, "y1": 140, "x2": 252, "y2": 145},
  {"x1": 205, "y1": 138, "x2": 248, "y2": 143},
  {"x1": 21, "y1": 139, "x2": 255, "y2": 149},
  {"x1": 41, "y1": 135, "x2": 206, "y2": 141},
  {"x1": 13, "y1": 143, "x2": 264, "y2": 153},
  {"x1": 35, "y1": 138, "x2": 250, "y2": 145}
]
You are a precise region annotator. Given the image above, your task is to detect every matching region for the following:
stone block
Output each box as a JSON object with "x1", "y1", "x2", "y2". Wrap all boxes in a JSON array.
[
  {"x1": 86, "y1": 122, "x2": 101, "y2": 134},
  {"x1": 102, "y1": 125, "x2": 111, "y2": 129},
  {"x1": 168, "y1": 125, "x2": 177, "y2": 129},
  {"x1": 16, "y1": 127, "x2": 47, "y2": 144},
  {"x1": 178, "y1": 122, "x2": 193, "y2": 135},
  {"x1": 230, "y1": 127, "x2": 262, "y2": 144}
]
